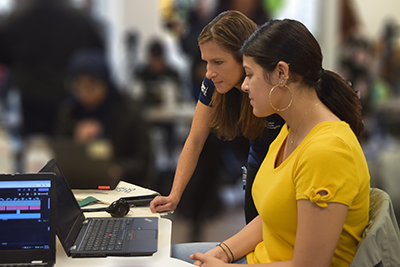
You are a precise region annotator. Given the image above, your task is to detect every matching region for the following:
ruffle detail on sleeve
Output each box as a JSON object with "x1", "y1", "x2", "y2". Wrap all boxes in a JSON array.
[{"x1": 307, "y1": 188, "x2": 332, "y2": 208}]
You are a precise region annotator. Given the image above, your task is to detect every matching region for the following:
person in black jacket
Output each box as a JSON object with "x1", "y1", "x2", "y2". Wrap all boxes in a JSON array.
[
  {"x1": 54, "y1": 49, "x2": 152, "y2": 188},
  {"x1": 0, "y1": 0, "x2": 104, "y2": 137}
]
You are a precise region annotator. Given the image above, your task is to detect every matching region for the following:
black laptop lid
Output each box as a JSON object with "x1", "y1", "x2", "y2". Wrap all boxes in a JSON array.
[
  {"x1": 0, "y1": 173, "x2": 56, "y2": 266},
  {"x1": 50, "y1": 139, "x2": 118, "y2": 190},
  {"x1": 39, "y1": 158, "x2": 86, "y2": 256}
]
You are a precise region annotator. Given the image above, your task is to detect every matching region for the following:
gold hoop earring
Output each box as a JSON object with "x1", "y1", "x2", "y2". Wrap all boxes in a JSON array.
[{"x1": 269, "y1": 83, "x2": 293, "y2": 111}]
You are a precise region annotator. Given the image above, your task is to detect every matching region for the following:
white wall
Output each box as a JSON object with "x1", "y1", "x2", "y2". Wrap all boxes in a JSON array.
[{"x1": 353, "y1": 0, "x2": 400, "y2": 40}]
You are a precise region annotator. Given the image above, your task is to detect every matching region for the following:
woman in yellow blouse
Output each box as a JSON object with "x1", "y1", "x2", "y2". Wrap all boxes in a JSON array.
[{"x1": 172, "y1": 19, "x2": 370, "y2": 267}]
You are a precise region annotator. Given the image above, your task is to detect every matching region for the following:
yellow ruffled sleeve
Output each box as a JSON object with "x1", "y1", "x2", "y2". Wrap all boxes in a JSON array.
[
  {"x1": 306, "y1": 188, "x2": 333, "y2": 208},
  {"x1": 293, "y1": 134, "x2": 361, "y2": 207}
]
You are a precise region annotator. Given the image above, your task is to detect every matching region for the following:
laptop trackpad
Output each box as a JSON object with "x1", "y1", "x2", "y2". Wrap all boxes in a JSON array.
[{"x1": 135, "y1": 230, "x2": 157, "y2": 240}]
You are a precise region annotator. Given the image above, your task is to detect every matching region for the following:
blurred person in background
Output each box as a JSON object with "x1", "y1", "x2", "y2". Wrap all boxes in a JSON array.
[
  {"x1": 134, "y1": 38, "x2": 184, "y2": 190},
  {"x1": 0, "y1": 0, "x2": 104, "y2": 138},
  {"x1": 335, "y1": 0, "x2": 400, "y2": 228},
  {"x1": 54, "y1": 49, "x2": 152, "y2": 188},
  {"x1": 135, "y1": 38, "x2": 183, "y2": 110},
  {"x1": 337, "y1": 0, "x2": 373, "y2": 118},
  {"x1": 368, "y1": 19, "x2": 400, "y2": 228}
]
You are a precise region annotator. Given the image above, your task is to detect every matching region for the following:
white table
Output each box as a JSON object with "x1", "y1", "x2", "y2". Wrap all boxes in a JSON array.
[{"x1": 54, "y1": 182, "x2": 193, "y2": 266}]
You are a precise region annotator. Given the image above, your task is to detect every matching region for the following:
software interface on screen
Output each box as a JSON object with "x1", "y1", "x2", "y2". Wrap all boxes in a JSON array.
[{"x1": 0, "y1": 180, "x2": 52, "y2": 250}]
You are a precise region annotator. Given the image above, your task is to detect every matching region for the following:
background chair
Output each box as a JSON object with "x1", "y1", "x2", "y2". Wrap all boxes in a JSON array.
[{"x1": 350, "y1": 187, "x2": 400, "y2": 267}]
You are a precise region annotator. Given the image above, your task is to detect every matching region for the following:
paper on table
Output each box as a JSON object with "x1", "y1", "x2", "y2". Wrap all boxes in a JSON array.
[{"x1": 72, "y1": 181, "x2": 159, "y2": 206}]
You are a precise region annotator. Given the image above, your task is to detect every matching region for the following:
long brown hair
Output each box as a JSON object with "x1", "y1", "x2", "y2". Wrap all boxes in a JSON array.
[
  {"x1": 198, "y1": 10, "x2": 264, "y2": 141},
  {"x1": 241, "y1": 19, "x2": 364, "y2": 137}
]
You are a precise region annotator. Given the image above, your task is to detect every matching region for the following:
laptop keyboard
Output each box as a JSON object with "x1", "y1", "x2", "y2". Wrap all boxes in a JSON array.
[{"x1": 80, "y1": 218, "x2": 133, "y2": 251}]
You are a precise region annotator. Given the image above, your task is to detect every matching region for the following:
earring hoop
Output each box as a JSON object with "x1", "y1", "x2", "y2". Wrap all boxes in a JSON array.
[{"x1": 269, "y1": 83, "x2": 293, "y2": 111}]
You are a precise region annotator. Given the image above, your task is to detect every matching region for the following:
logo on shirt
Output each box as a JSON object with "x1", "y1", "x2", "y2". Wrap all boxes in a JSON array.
[
  {"x1": 264, "y1": 121, "x2": 282, "y2": 130},
  {"x1": 201, "y1": 82, "x2": 208, "y2": 96}
]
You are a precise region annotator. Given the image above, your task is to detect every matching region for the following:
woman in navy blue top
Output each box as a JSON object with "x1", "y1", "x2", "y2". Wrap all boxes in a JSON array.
[{"x1": 150, "y1": 10, "x2": 284, "y2": 223}]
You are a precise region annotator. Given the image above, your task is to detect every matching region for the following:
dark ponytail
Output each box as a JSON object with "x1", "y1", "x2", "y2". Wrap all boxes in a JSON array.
[
  {"x1": 241, "y1": 19, "x2": 364, "y2": 137},
  {"x1": 316, "y1": 70, "x2": 364, "y2": 137}
]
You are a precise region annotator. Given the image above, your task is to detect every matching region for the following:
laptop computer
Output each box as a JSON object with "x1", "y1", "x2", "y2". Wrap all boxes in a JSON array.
[
  {"x1": 39, "y1": 158, "x2": 158, "y2": 258},
  {"x1": 49, "y1": 139, "x2": 119, "y2": 190},
  {"x1": 0, "y1": 173, "x2": 57, "y2": 267}
]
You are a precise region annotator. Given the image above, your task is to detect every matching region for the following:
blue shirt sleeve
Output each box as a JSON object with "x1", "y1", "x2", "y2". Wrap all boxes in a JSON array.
[{"x1": 198, "y1": 76, "x2": 215, "y2": 106}]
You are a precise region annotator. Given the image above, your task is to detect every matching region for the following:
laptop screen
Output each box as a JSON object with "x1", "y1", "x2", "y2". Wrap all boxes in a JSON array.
[
  {"x1": 39, "y1": 158, "x2": 86, "y2": 253},
  {"x1": 0, "y1": 179, "x2": 52, "y2": 251}
]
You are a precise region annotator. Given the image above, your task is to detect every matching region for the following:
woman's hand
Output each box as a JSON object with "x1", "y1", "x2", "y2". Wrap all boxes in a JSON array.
[
  {"x1": 191, "y1": 245, "x2": 230, "y2": 266},
  {"x1": 149, "y1": 195, "x2": 179, "y2": 213},
  {"x1": 190, "y1": 252, "x2": 229, "y2": 267}
]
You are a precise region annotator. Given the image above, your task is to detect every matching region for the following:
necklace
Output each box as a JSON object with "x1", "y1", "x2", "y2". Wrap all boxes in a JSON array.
[{"x1": 290, "y1": 102, "x2": 320, "y2": 145}]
